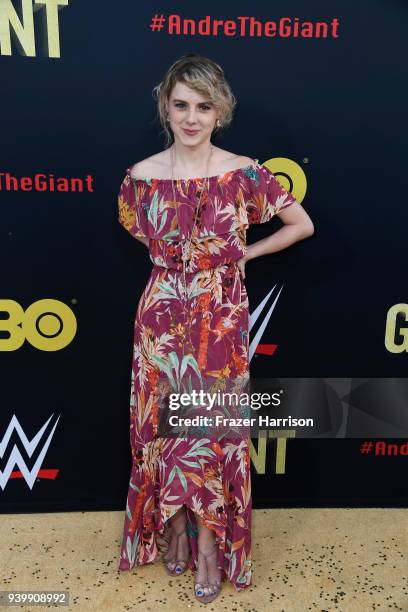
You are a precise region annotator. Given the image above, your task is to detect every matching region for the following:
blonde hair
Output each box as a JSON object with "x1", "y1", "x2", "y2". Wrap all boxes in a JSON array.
[{"x1": 152, "y1": 53, "x2": 237, "y2": 148}]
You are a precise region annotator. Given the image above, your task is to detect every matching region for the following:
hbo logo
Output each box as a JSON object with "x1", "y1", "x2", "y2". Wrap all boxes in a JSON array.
[{"x1": 0, "y1": 299, "x2": 77, "y2": 351}]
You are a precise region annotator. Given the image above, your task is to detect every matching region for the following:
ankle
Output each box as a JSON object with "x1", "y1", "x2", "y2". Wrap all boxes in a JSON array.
[
  {"x1": 171, "y1": 507, "x2": 186, "y2": 528},
  {"x1": 172, "y1": 518, "x2": 187, "y2": 536},
  {"x1": 198, "y1": 530, "x2": 216, "y2": 548},
  {"x1": 198, "y1": 540, "x2": 218, "y2": 559}
]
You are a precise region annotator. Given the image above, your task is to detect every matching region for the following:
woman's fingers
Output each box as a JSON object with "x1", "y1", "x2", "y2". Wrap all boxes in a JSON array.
[{"x1": 237, "y1": 258, "x2": 246, "y2": 279}]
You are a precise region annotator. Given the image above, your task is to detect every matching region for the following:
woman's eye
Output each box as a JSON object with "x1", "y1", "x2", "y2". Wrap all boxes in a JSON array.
[{"x1": 174, "y1": 103, "x2": 211, "y2": 110}]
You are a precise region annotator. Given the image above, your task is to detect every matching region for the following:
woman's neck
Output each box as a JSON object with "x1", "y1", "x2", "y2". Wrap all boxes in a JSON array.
[{"x1": 169, "y1": 140, "x2": 214, "y2": 174}]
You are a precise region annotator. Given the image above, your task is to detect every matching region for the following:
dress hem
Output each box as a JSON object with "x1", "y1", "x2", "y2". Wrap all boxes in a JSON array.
[{"x1": 118, "y1": 499, "x2": 252, "y2": 593}]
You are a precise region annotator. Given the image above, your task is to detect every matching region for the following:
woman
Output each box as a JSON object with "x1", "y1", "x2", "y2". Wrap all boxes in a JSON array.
[{"x1": 117, "y1": 53, "x2": 314, "y2": 604}]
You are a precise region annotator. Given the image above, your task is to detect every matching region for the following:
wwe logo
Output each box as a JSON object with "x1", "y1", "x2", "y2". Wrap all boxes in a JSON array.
[
  {"x1": 0, "y1": 414, "x2": 60, "y2": 490},
  {"x1": 249, "y1": 284, "x2": 284, "y2": 362}
]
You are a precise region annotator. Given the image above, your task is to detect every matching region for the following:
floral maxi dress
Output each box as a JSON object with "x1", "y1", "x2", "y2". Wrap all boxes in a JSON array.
[{"x1": 117, "y1": 159, "x2": 298, "y2": 591}]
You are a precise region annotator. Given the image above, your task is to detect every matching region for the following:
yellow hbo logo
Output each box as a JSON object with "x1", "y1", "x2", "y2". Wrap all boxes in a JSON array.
[
  {"x1": 0, "y1": 299, "x2": 77, "y2": 351},
  {"x1": 262, "y1": 157, "x2": 307, "y2": 204}
]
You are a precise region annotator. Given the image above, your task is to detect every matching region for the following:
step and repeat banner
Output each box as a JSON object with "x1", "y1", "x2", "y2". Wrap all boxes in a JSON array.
[{"x1": 1, "y1": 1, "x2": 407, "y2": 512}]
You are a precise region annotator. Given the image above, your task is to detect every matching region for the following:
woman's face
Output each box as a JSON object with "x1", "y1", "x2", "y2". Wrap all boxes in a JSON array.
[{"x1": 167, "y1": 81, "x2": 219, "y2": 146}]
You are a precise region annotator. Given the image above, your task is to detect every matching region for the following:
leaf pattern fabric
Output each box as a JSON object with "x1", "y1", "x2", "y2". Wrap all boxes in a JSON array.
[{"x1": 117, "y1": 160, "x2": 298, "y2": 591}]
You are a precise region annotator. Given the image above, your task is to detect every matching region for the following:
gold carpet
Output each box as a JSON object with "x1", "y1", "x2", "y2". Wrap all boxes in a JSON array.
[{"x1": 1, "y1": 508, "x2": 407, "y2": 611}]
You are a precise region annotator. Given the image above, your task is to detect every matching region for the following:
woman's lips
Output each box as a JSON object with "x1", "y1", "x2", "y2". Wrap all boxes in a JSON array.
[{"x1": 183, "y1": 129, "x2": 199, "y2": 135}]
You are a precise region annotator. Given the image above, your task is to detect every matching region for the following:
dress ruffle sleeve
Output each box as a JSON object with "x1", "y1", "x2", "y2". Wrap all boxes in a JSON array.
[
  {"x1": 118, "y1": 169, "x2": 148, "y2": 238},
  {"x1": 245, "y1": 162, "x2": 299, "y2": 225}
]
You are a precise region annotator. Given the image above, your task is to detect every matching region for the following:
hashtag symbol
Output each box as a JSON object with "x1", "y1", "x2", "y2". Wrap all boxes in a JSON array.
[
  {"x1": 150, "y1": 14, "x2": 166, "y2": 32},
  {"x1": 360, "y1": 440, "x2": 373, "y2": 454}
]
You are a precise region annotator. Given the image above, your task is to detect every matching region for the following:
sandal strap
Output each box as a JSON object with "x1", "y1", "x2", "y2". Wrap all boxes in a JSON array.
[
  {"x1": 204, "y1": 583, "x2": 221, "y2": 592},
  {"x1": 195, "y1": 542, "x2": 221, "y2": 593},
  {"x1": 173, "y1": 528, "x2": 188, "y2": 564},
  {"x1": 195, "y1": 582, "x2": 206, "y2": 590},
  {"x1": 174, "y1": 559, "x2": 187, "y2": 566},
  {"x1": 164, "y1": 527, "x2": 189, "y2": 568},
  {"x1": 197, "y1": 541, "x2": 217, "y2": 557},
  {"x1": 172, "y1": 526, "x2": 188, "y2": 536}
]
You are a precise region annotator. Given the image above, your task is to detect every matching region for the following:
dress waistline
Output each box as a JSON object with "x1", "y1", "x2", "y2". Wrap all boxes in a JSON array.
[{"x1": 152, "y1": 260, "x2": 238, "y2": 274}]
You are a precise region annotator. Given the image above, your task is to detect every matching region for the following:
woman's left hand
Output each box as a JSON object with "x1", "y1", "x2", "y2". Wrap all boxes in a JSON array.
[{"x1": 237, "y1": 253, "x2": 251, "y2": 280}]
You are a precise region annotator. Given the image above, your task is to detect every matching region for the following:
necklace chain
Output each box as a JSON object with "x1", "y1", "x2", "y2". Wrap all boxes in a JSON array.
[{"x1": 171, "y1": 143, "x2": 213, "y2": 302}]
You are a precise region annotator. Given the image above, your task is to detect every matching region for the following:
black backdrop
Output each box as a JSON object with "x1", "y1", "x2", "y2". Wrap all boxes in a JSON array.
[{"x1": 1, "y1": 1, "x2": 407, "y2": 511}]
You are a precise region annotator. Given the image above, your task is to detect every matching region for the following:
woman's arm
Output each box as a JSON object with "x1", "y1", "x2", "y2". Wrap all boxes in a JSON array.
[{"x1": 238, "y1": 204, "x2": 314, "y2": 279}]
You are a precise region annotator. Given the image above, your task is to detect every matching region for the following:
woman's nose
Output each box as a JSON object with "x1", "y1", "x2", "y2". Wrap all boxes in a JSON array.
[{"x1": 186, "y1": 111, "x2": 198, "y2": 123}]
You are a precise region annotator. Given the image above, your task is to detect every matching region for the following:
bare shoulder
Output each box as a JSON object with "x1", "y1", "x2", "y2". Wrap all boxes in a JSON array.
[
  {"x1": 129, "y1": 149, "x2": 257, "y2": 179},
  {"x1": 212, "y1": 148, "x2": 257, "y2": 171},
  {"x1": 129, "y1": 152, "x2": 168, "y2": 179},
  {"x1": 235, "y1": 155, "x2": 258, "y2": 168}
]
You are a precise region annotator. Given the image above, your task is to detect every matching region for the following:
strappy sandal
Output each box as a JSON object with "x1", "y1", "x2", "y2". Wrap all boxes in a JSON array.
[
  {"x1": 162, "y1": 524, "x2": 190, "y2": 576},
  {"x1": 194, "y1": 542, "x2": 222, "y2": 604}
]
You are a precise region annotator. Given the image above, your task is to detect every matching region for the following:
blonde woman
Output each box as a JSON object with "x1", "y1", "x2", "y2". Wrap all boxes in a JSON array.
[{"x1": 118, "y1": 53, "x2": 314, "y2": 604}]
